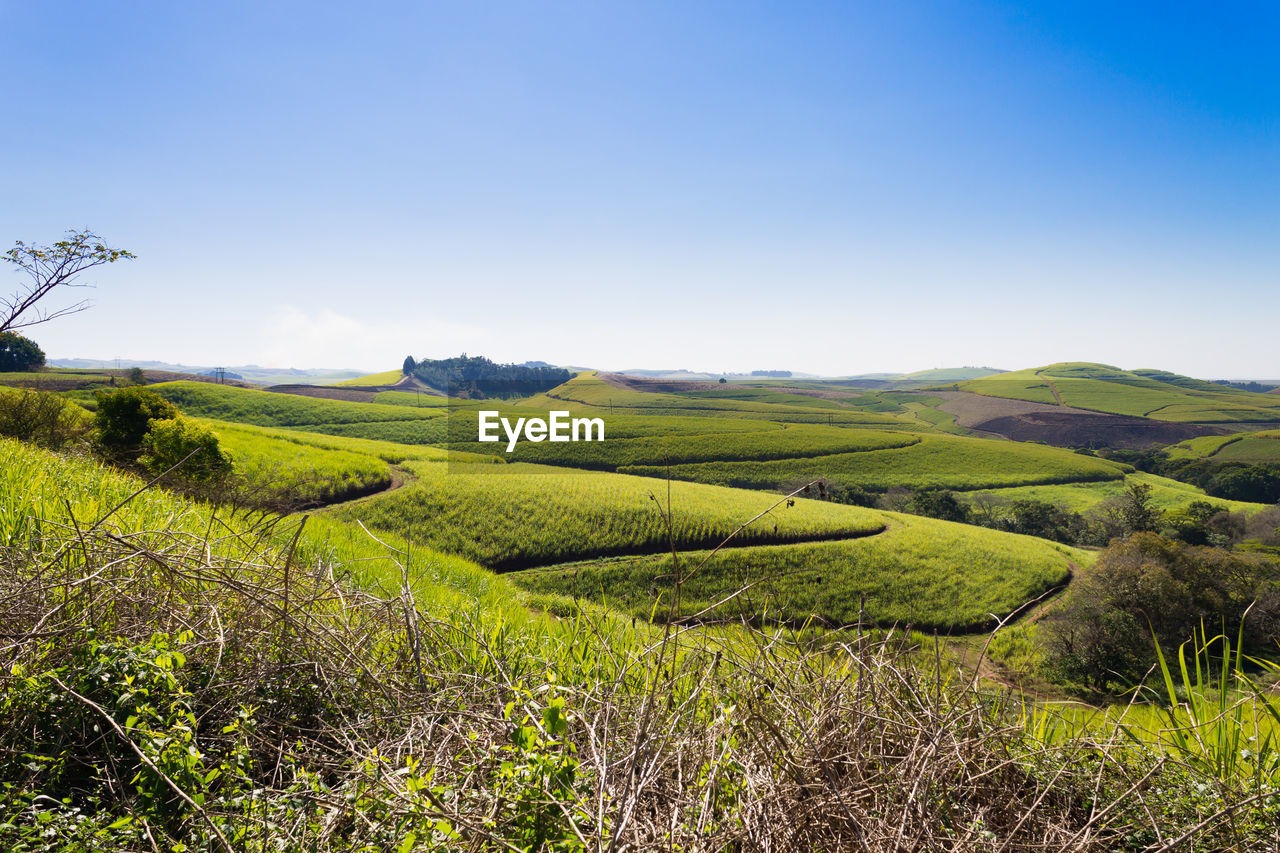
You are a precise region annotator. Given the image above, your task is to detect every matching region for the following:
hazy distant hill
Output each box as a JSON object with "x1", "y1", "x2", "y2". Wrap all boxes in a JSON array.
[{"x1": 50, "y1": 359, "x2": 365, "y2": 386}]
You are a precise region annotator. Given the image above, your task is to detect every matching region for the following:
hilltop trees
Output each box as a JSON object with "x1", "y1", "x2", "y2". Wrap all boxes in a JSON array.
[
  {"x1": 409, "y1": 354, "x2": 570, "y2": 397},
  {"x1": 2, "y1": 229, "x2": 134, "y2": 335},
  {"x1": 0, "y1": 331, "x2": 45, "y2": 371}
]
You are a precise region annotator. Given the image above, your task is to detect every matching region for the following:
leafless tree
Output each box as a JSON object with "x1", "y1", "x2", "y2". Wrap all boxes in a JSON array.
[{"x1": 2, "y1": 229, "x2": 135, "y2": 334}]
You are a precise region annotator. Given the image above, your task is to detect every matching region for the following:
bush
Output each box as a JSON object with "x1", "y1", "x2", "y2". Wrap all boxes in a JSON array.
[
  {"x1": 0, "y1": 388, "x2": 89, "y2": 449},
  {"x1": 1043, "y1": 533, "x2": 1280, "y2": 690},
  {"x1": 0, "y1": 331, "x2": 45, "y2": 372},
  {"x1": 140, "y1": 417, "x2": 232, "y2": 482},
  {"x1": 93, "y1": 387, "x2": 179, "y2": 458}
]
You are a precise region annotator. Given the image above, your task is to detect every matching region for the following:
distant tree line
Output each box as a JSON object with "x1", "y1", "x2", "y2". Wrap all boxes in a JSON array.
[
  {"x1": 402, "y1": 354, "x2": 570, "y2": 398},
  {"x1": 751, "y1": 370, "x2": 792, "y2": 378},
  {"x1": 1213, "y1": 379, "x2": 1277, "y2": 394}
]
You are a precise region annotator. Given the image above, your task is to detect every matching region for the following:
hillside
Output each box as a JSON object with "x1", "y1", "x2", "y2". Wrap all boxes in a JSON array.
[{"x1": 956, "y1": 362, "x2": 1280, "y2": 424}]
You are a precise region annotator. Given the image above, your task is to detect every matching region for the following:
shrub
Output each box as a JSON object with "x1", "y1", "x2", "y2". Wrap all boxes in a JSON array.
[
  {"x1": 140, "y1": 417, "x2": 232, "y2": 482},
  {"x1": 0, "y1": 387, "x2": 89, "y2": 449},
  {"x1": 1043, "y1": 533, "x2": 1280, "y2": 690},
  {"x1": 93, "y1": 386, "x2": 179, "y2": 458}
]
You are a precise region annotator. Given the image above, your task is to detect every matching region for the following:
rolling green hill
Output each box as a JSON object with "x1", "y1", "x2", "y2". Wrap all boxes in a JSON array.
[
  {"x1": 513, "y1": 511, "x2": 1087, "y2": 630},
  {"x1": 957, "y1": 363, "x2": 1280, "y2": 423}
]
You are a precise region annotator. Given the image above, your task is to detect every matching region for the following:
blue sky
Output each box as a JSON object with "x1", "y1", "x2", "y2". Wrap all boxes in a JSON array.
[{"x1": 2, "y1": 1, "x2": 1276, "y2": 376}]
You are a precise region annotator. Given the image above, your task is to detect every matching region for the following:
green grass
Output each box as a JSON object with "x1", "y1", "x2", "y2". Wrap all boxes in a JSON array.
[
  {"x1": 463, "y1": 424, "x2": 919, "y2": 469},
  {"x1": 323, "y1": 460, "x2": 888, "y2": 570},
  {"x1": 0, "y1": 435, "x2": 539, "y2": 630},
  {"x1": 513, "y1": 512, "x2": 1087, "y2": 630},
  {"x1": 965, "y1": 471, "x2": 1268, "y2": 515},
  {"x1": 150, "y1": 380, "x2": 445, "y2": 427},
  {"x1": 333, "y1": 369, "x2": 405, "y2": 387},
  {"x1": 1168, "y1": 430, "x2": 1280, "y2": 464},
  {"x1": 618, "y1": 432, "x2": 1127, "y2": 492},
  {"x1": 198, "y1": 420, "x2": 393, "y2": 505},
  {"x1": 525, "y1": 372, "x2": 909, "y2": 426},
  {"x1": 958, "y1": 363, "x2": 1280, "y2": 423}
]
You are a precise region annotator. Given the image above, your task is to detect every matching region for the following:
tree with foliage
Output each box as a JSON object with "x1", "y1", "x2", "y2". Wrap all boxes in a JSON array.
[
  {"x1": 403, "y1": 355, "x2": 417, "y2": 375},
  {"x1": 94, "y1": 387, "x2": 180, "y2": 458},
  {"x1": 3, "y1": 229, "x2": 134, "y2": 335},
  {"x1": 140, "y1": 417, "x2": 232, "y2": 482},
  {"x1": 0, "y1": 331, "x2": 45, "y2": 371},
  {"x1": 410, "y1": 354, "x2": 570, "y2": 398},
  {"x1": 1119, "y1": 481, "x2": 1161, "y2": 534},
  {"x1": 1043, "y1": 533, "x2": 1280, "y2": 691},
  {"x1": 908, "y1": 489, "x2": 971, "y2": 524}
]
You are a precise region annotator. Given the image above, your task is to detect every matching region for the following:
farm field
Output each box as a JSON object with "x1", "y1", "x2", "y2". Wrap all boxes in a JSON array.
[
  {"x1": 149, "y1": 380, "x2": 447, "y2": 427},
  {"x1": 465, "y1": 423, "x2": 920, "y2": 468},
  {"x1": 957, "y1": 362, "x2": 1280, "y2": 423},
  {"x1": 524, "y1": 372, "x2": 910, "y2": 426},
  {"x1": 322, "y1": 459, "x2": 890, "y2": 570},
  {"x1": 1168, "y1": 430, "x2": 1280, "y2": 464},
  {"x1": 618, "y1": 431, "x2": 1127, "y2": 491},
  {"x1": 513, "y1": 512, "x2": 1087, "y2": 630},
  {"x1": 964, "y1": 471, "x2": 1270, "y2": 515}
]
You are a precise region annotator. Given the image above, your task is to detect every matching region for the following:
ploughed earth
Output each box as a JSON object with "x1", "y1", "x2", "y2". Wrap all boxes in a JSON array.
[{"x1": 925, "y1": 391, "x2": 1226, "y2": 449}]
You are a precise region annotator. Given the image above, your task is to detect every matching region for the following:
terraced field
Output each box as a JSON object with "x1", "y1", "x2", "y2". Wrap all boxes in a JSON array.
[
  {"x1": 514, "y1": 512, "x2": 1087, "y2": 630},
  {"x1": 1168, "y1": 430, "x2": 1280, "y2": 464},
  {"x1": 619, "y1": 432, "x2": 1127, "y2": 491},
  {"x1": 965, "y1": 472, "x2": 1268, "y2": 515},
  {"x1": 524, "y1": 372, "x2": 909, "y2": 426},
  {"x1": 465, "y1": 424, "x2": 919, "y2": 468},
  {"x1": 323, "y1": 460, "x2": 888, "y2": 570},
  {"x1": 958, "y1": 363, "x2": 1280, "y2": 423}
]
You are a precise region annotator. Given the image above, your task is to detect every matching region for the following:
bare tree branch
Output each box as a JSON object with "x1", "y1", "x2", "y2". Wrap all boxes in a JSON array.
[{"x1": 1, "y1": 228, "x2": 135, "y2": 334}]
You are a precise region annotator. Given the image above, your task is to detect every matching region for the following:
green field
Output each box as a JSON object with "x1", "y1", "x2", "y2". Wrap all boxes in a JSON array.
[
  {"x1": 524, "y1": 372, "x2": 910, "y2": 426},
  {"x1": 465, "y1": 423, "x2": 919, "y2": 468},
  {"x1": 618, "y1": 432, "x2": 1127, "y2": 491},
  {"x1": 958, "y1": 363, "x2": 1280, "y2": 423},
  {"x1": 322, "y1": 459, "x2": 889, "y2": 570},
  {"x1": 514, "y1": 512, "x2": 1087, "y2": 630},
  {"x1": 151, "y1": 380, "x2": 446, "y2": 427},
  {"x1": 965, "y1": 471, "x2": 1269, "y2": 515},
  {"x1": 1168, "y1": 430, "x2": 1280, "y2": 464},
  {"x1": 334, "y1": 369, "x2": 405, "y2": 387}
]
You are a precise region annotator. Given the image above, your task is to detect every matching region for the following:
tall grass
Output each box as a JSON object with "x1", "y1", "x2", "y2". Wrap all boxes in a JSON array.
[{"x1": 4, "y1": 437, "x2": 1280, "y2": 849}]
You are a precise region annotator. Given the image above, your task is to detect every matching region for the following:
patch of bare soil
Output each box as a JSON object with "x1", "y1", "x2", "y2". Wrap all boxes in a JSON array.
[
  {"x1": 976, "y1": 411, "x2": 1225, "y2": 449},
  {"x1": 917, "y1": 390, "x2": 1225, "y2": 448},
  {"x1": 599, "y1": 373, "x2": 722, "y2": 393}
]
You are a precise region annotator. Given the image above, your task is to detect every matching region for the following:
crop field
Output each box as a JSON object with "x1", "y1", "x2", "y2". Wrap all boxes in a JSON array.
[
  {"x1": 619, "y1": 432, "x2": 1127, "y2": 492},
  {"x1": 964, "y1": 472, "x2": 1269, "y2": 515},
  {"x1": 334, "y1": 369, "x2": 405, "y2": 387},
  {"x1": 370, "y1": 389, "x2": 452, "y2": 407},
  {"x1": 198, "y1": 420, "x2": 393, "y2": 504},
  {"x1": 525, "y1": 372, "x2": 909, "y2": 426},
  {"x1": 322, "y1": 460, "x2": 889, "y2": 570},
  {"x1": 1167, "y1": 430, "x2": 1280, "y2": 464},
  {"x1": 1202, "y1": 431, "x2": 1280, "y2": 463},
  {"x1": 150, "y1": 381, "x2": 446, "y2": 427},
  {"x1": 463, "y1": 424, "x2": 919, "y2": 468},
  {"x1": 958, "y1": 363, "x2": 1280, "y2": 423},
  {"x1": 513, "y1": 512, "x2": 1086, "y2": 630}
]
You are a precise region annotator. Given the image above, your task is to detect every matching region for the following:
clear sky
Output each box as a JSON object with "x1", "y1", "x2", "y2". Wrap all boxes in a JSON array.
[{"x1": 2, "y1": 1, "x2": 1277, "y2": 377}]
